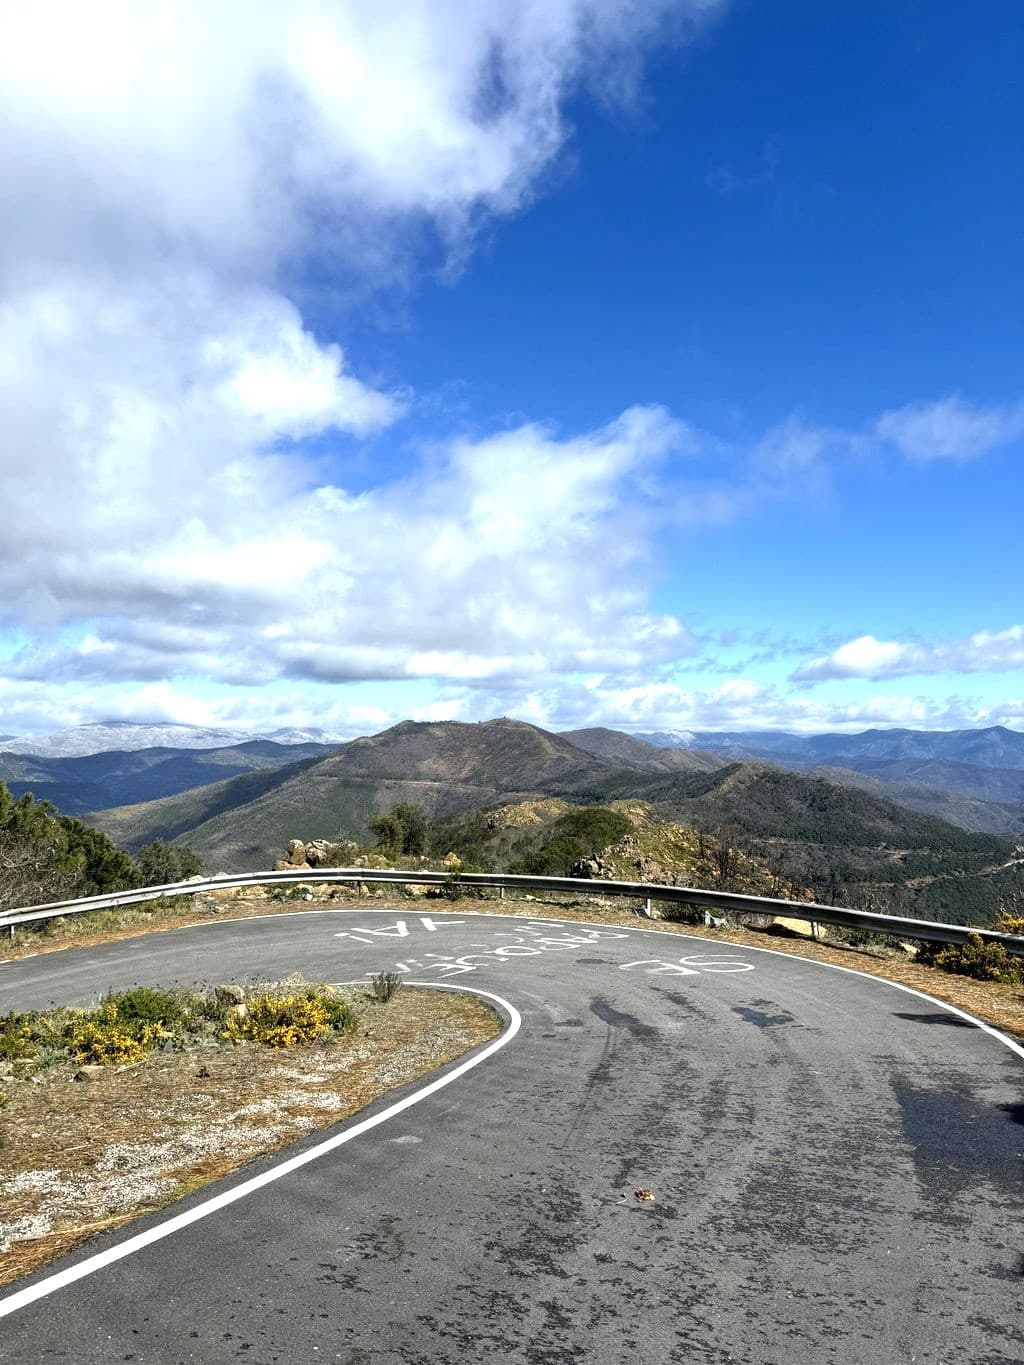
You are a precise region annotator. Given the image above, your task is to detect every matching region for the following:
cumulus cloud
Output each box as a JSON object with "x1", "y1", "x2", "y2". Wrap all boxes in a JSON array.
[
  {"x1": 0, "y1": 0, "x2": 726, "y2": 726},
  {"x1": 428, "y1": 673, "x2": 1024, "y2": 736},
  {"x1": 793, "y1": 627, "x2": 1024, "y2": 683},
  {"x1": 2, "y1": 401, "x2": 694, "y2": 688}
]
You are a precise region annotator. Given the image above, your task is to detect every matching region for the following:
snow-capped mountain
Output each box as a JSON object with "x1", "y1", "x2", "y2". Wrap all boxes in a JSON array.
[
  {"x1": 632, "y1": 729, "x2": 697, "y2": 749},
  {"x1": 0, "y1": 721, "x2": 346, "y2": 758}
]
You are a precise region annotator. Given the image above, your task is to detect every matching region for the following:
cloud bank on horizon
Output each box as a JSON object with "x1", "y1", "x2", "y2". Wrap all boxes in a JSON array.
[{"x1": 1, "y1": 0, "x2": 1021, "y2": 740}]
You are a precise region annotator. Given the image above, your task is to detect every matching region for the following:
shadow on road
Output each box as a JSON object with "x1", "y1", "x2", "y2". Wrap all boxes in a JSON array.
[{"x1": 893, "y1": 1010, "x2": 977, "y2": 1028}]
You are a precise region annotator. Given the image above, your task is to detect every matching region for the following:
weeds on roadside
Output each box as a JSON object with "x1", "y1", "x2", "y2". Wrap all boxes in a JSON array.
[
  {"x1": 222, "y1": 989, "x2": 356, "y2": 1047},
  {"x1": 370, "y1": 971, "x2": 402, "y2": 1004}
]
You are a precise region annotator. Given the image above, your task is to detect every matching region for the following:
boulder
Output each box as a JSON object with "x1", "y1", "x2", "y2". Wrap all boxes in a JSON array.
[
  {"x1": 285, "y1": 839, "x2": 307, "y2": 866},
  {"x1": 214, "y1": 983, "x2": 246, "y2": 1006},
  {"x1": 305, "y1": 839, "x2": 332, "y2": 866}
]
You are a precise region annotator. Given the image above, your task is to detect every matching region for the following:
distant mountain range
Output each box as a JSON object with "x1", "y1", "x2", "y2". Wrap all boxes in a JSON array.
[
  {"x1": 0, "y1": 739, "x2": 341, "y2": 816},
  {"x1": 73, "y1": 717, "x2": 1021, "y2": 927},
  {"x1": 620, "y1": 726, "x2": 1024, "y2": 837},
  {"x1": 632, "y1": 724, "x2": 1024, "y2": 771},
  {"x1": 1, "y1": 720, "x2": 347, "y2": 758}
]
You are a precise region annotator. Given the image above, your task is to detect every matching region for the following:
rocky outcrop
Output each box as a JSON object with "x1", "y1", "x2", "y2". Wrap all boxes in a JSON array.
[{"x1": 273, "y1": 836, "x2": 360, "y2": 870}]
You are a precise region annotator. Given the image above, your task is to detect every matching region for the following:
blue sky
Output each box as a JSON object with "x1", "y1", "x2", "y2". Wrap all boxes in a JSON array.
[{"x1": 0, "y1": 0, "x2": 1021, "y2": 740}]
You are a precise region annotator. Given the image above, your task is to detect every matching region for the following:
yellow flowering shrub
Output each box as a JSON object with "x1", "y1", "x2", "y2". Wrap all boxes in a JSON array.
[
  {"x1": 67, "y1": 1000, "x2": 165, "y2": 1065},
  {"x1": 222, "y1": 990, "x2": 357, "y2": 1048},
  {"x1": 0, "y1": 1015, "x2": 36, "y2": 1062}
]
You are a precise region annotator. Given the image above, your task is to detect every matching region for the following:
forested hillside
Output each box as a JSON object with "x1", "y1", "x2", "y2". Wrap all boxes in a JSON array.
[{"x1": 0, "y1": 782, "x2": 202, "y2": 911}]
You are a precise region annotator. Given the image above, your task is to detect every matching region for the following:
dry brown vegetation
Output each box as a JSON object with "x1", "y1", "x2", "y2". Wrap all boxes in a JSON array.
[{"x1": 0, "y1": 985, "x2": 498, "y2": 1287}]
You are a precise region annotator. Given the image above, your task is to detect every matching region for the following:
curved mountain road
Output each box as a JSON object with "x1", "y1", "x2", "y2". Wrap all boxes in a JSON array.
[{"x1": 2, "y1": 908, "x2": 1023, "y2": 1363}]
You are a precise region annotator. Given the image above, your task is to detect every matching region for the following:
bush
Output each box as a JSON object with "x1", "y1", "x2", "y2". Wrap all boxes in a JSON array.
[
  {"x1": 0, "y1": 1013, "x2": 36, "y2": 1062},
  {"x1": 917, "y1": 933, "x2": 1024, "y2": 985},
  {"x1": 134, "y1": 840, "x2": 203, "y2": 886},
  {"x1": 102, "y1": 986, "x2": 190, "y2": 1033},
  {"x1": 369, "y1": 803, "x2": 428, "y2": 857},
  {"x1": 370, "y1": 971, "x2": 402, "y2": 1004},
  {"x1": 222, "y1": 989, "x2": 357, "y2": 1048},
  {"x1": 67, "y1": 1001, "x2": 165, "y2": 1064}
]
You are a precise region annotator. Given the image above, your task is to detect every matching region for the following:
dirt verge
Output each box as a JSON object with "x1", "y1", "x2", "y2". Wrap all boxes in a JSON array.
[{"x1": 0, "y1": 984, "x2": 498, "y2": 1288}]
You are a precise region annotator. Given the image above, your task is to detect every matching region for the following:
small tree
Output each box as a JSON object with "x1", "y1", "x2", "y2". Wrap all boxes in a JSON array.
[
  {"x1": 135, "y1": 839, "x2": 204, "y2": 886},
  {"x1": 368, "y1": 803, "x2": 428, "y2": 858}
]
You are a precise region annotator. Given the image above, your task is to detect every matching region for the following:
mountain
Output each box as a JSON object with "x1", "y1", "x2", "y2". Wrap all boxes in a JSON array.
[
  {"x1": 2, "y1": 720, "x2": 347, "y2": 759},
  {"x1": 0, "y1": 740, "x2": 340, "y2": 816},
  {"x1": 80, "y1": 717, "x2": 1023, "y2": 927},
  {"x1": 630, "y1": 729, "x2": 697, "y2": 750},
  {"x1": 573, "y1": 761, "x2": 1019, "y2": 925},
  {"x1": 807, "y1": 765, "x2": 1024, "y2": 838},
  {"x1": 87, "y1": 718, "x2": 613, "y2": 868},
  {"x1": 636, "y1": 725, "x2": 1024, "y2": 771},
  {"x1": 822, "y1": 757, "x2": 1024, "y2": 804},
  {"x1": 559, "y1": 728, "x2": 725, "y2": 773}
]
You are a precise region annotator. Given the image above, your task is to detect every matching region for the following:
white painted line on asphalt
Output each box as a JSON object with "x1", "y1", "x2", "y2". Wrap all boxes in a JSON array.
[{"x1": 0, "y1": 983, "x2": 521, "y2": 1321}]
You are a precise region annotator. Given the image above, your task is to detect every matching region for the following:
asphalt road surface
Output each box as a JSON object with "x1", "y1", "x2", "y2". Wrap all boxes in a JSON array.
[{"x1": 1, "y1": 907, "x2": 1022, "y2": 1364}]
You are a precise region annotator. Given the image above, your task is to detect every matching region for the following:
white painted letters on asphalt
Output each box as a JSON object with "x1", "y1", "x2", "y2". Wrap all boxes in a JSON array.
[
  {"x1": 619, "y1": 956, "x2": 755, "y2": 975},
  {"x1": 329, "y1": 916, "x2": 756, "y2": 979}
]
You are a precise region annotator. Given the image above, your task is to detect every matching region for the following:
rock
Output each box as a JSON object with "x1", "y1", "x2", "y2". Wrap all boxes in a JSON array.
[
  {"x1": 214, "y1": 983, "x2": 246, "y2": 1006},
  {"x1": 228, "y1": 1003, "x2": 248, "y2": 1021},
  {"x1": 284, "y1": 839, "x2": 307, "y2": 867},
  {"x1": 304, "y1": 839, "x2": 331, "y2": 866},
  {"x1": 74, "y1": 1065, "x2": 105, "y2": 1082},
  {"x1": 442, "y1": 852, "x2": 463, "y2": 869}
]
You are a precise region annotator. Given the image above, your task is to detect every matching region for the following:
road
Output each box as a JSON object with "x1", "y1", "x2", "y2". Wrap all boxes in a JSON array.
[{"x1": 1, "y1": 907, "x2": 1022, "y2": 1363}]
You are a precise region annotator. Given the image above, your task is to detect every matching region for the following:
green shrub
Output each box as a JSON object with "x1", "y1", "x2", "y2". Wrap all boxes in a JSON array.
[
  {"x1": 917, "y1": 933, "x2": 1024, "y2": 984},
  {"x1": 102, "y1": 986, "x2": 190, "y2": 1034},
  {"x1": 134, "y1": 839, "x2": 203, "y2": 885}
]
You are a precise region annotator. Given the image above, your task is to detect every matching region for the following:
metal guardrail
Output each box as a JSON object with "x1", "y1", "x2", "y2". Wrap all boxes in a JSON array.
[{"x1": 2, "y1": 867, "x2": 1023, "y2": 955}]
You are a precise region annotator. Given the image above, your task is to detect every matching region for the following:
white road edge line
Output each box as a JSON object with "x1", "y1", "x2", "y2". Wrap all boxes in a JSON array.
[{"x1": 0, "y1": 982, "x2": 521, "y2": 1321}]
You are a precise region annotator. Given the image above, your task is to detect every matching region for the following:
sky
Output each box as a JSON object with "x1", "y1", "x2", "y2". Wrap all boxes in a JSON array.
[{"x1": 1, "y1": 0, "x2": 1022, "y2": 741}]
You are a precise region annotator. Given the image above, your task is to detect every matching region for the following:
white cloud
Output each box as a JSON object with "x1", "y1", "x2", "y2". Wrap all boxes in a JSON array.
[
  {"x1": 793, "y1": 626, "x2": 1024, "y2": 683},
  {"x1": 2, "y1": 401, "x2": 695, "y2": 688},
  {"x1": 0, "y1": 0, "x2": 726, "y2": 729},
  {"x1": 518, "y1": 676, "x2": 1024, "y2": 735},
  {"x1": 873, "y1": 394, "x2": 1024, "y2": 462}
]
